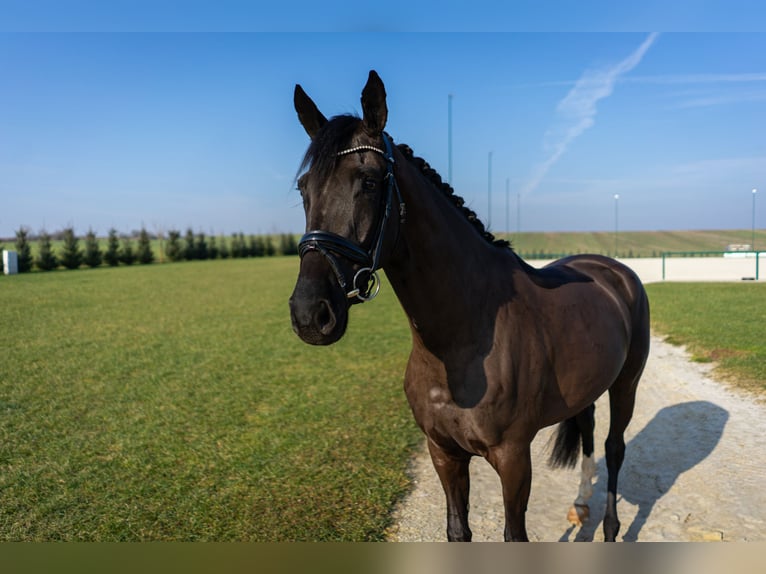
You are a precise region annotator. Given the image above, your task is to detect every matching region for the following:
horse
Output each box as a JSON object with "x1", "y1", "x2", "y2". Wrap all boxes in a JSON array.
[{"x1": 288, "y1": 70, "x2": 650, "y2": 542}]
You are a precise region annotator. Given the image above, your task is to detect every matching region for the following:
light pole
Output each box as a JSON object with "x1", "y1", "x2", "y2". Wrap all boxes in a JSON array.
[
  {"x1": 614, "y1": 194, "x2": 620, "y2": 257},
  {"x1": 505, "y1": 178, "x2": 510, "y2": 234},
  {"x1": 488, "y1": 151, "x2": 493, "y2": 229},
  {"x1": 753, "y1": 188, "x2": 757, "y2": 252},
  {"x1": 448, "y1": 94, "x2": 453, "y2": 185}
]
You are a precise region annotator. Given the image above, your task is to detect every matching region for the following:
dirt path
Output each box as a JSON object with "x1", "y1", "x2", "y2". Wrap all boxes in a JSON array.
[{"x1": 386, "y1": 335, "x2": 766, "y2": 542}]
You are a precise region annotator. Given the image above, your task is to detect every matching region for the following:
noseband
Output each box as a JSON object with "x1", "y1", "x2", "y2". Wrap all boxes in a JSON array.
[{"x1": 298, "y1": 133, "x2": 406, "y2": 302}]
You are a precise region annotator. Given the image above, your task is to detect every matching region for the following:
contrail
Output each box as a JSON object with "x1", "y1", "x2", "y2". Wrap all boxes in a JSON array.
[{"x1": 521, "y1": 33, "x2": 659, "y2": 197}]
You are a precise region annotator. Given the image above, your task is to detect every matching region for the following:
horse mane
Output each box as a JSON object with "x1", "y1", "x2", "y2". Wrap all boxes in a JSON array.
[
  {"x1": 394, "y1": 142, "x2": 511, "y2": 251},
  {"x1": 298, "y1": 114, "x2": 511, "y2": 251}
]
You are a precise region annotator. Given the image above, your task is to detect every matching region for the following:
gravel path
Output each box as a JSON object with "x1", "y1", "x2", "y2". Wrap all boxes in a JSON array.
[{"x1": 386, "y1": 335, "x2": 766, "y2": 542}]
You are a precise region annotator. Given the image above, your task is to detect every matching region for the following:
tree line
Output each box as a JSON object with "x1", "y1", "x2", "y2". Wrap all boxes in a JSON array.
[{"x1": 1, "y1": 227, "x2": 299, "y2": 273}]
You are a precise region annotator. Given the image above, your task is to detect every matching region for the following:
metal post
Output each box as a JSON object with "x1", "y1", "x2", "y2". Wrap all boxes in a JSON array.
[
  {"x1": 753, "y1": 188, "x2": 757, "y2": 252},
  {"x1": 614, "y1": 194, "x2": 620, "y2": 257},
  {"x1": 488, "y1": 152, "x2": 493, "y2": 229},
  {"x1": 505, "y1": 178, "x2": 510, "y2": 234},
  {"x1": 448, "y1": 94, "x2": 453, "y2": 185}
]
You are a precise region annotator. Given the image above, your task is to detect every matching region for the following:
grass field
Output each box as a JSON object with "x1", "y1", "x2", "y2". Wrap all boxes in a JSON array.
[
  {"x1": 645, "y1": 282, "x2": 766, "y2": 391},
  {"x1": 500, "y1": 229, "x2": 766, "y2": 258},
  {"x1": 1, "y1": 257, "x2": 763, "y2": 541},
  {"x1": 0, "y1": 259, "x2": 420, "y2": 541}
]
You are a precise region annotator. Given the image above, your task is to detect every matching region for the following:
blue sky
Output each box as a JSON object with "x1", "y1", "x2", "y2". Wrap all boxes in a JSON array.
[{"x1": 1, "y1": 5, "x2": 765, "y2": 237}]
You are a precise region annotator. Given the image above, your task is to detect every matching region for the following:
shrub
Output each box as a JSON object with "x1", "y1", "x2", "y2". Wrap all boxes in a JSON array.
[
  {"x1": 36, "y1": 231, "x2": 58, "y2": 271},
  {"x1": 196, "y1": 232, "x2": 209, "y2": 260},
  {"x1": 280, "y1": 233, "x2": 299, "y2": 256},
  {"x1": 183, "y1": 228, "x2": 197, "y2": 260},
  {"x1": 165, "y1": 230, "x2": 183, "y2": 262},
  {"x1": 137, "y1": 228, "x2": 155, "y2": 265},
  {"x1": 119, "y1": 237, "x2": 136, "y2": 265},
  {"x1": 230, "y1": 233, "x2": 245, "y2": 258},
  {"x1": 264, "y1": 235, "x2": 276, "y2": 257},
  {"x1": 218, "y1": 235, "x2": 229, "y2": 259},
  {"x1": 59, "y1": 227, "x2": 83, "y2": 270},
  {"x1": 104, "y1": 229, "x2": 121, "y2": 267},
  {"x1": 208, "y1": 235, "x2": 219, "y2": 260},
  {"x1": 83, "y1": 229, "x2": 103, "y2": 268},
  {"x1": 14, "y1": 227, "x2": 33, "y2": 272}
]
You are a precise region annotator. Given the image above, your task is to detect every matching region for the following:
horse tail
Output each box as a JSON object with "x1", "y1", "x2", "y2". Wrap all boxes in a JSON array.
[{"x1": 548, "y1": 417, "x2": 582, "y2": 469}]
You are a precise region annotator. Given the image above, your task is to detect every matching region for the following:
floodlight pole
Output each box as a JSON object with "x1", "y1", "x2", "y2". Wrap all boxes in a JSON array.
[
  {"x1": 753, "y1": 188, "x2": 757, "y2": 252},
  {"x1": 488, "y1": 152, "x2": 493, "y2": 229},
  {"x1": 448, "y1": 94, "x2": 453, "y2": 185},
  {"x1": 614, "y1": 194, "x2": 620, "y2": 257},
  {"x1": 505, "y1": 178, "x2": 510, "y2": 234}
]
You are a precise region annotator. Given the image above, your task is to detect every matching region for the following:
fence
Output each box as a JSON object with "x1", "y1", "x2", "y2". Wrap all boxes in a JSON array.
[{"x1": 661, "y1": 251, "x2": 762, "y2": 281}]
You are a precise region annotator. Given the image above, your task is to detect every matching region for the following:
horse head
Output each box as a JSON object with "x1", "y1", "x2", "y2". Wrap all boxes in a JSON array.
[{"x1": 289, "y1": 70, "x2": 404, "y2": 345}]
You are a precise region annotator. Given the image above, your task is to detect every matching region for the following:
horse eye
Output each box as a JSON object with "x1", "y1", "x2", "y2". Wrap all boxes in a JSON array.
[{"x1": 362, "y1": 178, "x2": 378, "y2": 192}]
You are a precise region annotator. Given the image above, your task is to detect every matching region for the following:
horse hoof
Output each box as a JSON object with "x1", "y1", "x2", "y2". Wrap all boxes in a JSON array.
[{"x1": 567, "y1": 503, "x2": 590, "y2": 526}]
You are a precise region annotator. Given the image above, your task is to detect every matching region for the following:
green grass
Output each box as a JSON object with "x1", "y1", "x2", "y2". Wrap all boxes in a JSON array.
[
  {"x1": 0, "y1": 258, "x2": 421, "y2": 541},
  {"x1": 3, "y1": 257, "x2": 764, "y2": 541},
  {"x1": 500, "y1": 229, "x2": 766, "y2": 258},
  {"x1": 645, "y1": 283, "x2": 766, "y2": 391}
]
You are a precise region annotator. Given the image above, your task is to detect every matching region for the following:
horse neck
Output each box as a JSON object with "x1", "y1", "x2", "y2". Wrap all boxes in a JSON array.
[{"x1": 384, "y1": 154, "x2": 520, "y2": 345}]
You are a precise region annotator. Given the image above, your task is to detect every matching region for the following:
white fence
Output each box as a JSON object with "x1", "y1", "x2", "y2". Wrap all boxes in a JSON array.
[{"x1": 531, "y1": 253, "x2": 764, "y2": 284}]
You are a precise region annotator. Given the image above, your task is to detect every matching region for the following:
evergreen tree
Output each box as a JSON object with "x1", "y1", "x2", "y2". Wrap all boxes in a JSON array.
[
  {"x1": 183, "y1": 228, "x2": 197, "y2": 260},
  {"x1": 230, "y1": 233, "x2": 243, "y2": 258},
  {"x1": 248, "y1": 235, "x2": 260, "y2": 257},
  {"x1": 218, "y1": 235, "x2": 229, "y2": 259},
  {"x1": 165, "y1": 230, "x2": 183, "y2": 262},
  {"x1": 36, "y1": 231, "x2": 58, "y2": 271},
  {"x1": 240, "y1": 235, "x2": 250, "y2": 257},
  {"x1": 196, "y1": 232, "x2": 209, "y2": 260},
  {"x1": 83, "y1": 229, "x2": 103, "y2": 268},
  {"x1": 59, "y1": 227, "x2": 83, "y2": 270},
  {"x1": 137, "y1": 227, "x2": 155, "y2": 264},
  {"x1": 14, "y1": 227, "x2": 33, "y2": 272},
  {"x1": 104, "y1": 228, "x2": 120, "y2": 266},
  {"x1": 264, "y1": 235, "x2": 276, "y2": 257},
  {"x1": 280, "y1": 233, "x2": 298, "y2": 256},
  {"x1": 208, "y1": 235, "x2": 219, "y2": 260},
  {"x1": 119, "y1": 237, "x2": 136, "y2": 265}
]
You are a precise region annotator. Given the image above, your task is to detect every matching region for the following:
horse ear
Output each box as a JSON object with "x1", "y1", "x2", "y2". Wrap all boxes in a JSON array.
[
  {"x1": 294, "y1": 84, "x2": 327, "y2": 139},
  {"x1": 361, "y1": 70, "x2": 387, "y2": 135}
]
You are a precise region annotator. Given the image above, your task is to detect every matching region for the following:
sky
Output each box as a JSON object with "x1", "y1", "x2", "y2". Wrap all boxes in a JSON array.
[{"x1": 1, "y1": 3, "x2": 766, "y2": 238}]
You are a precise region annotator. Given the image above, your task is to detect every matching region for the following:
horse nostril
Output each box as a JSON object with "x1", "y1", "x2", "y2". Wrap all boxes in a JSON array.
[{"x1": 316, "y1": 299, "x2": 337, "y2": 335}]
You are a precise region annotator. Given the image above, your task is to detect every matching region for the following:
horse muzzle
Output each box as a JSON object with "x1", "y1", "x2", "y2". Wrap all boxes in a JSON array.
[{"x1": 289, "y1": 256, "x2": 349, "y2": 346}]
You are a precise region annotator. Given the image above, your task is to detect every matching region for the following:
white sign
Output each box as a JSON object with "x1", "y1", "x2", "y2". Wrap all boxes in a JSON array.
[{"x1": 3, "y1": 250, "x2": 18, "y2": 275}]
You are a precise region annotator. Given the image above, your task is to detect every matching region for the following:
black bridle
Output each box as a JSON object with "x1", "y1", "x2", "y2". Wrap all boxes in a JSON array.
[{"x1": 298, "y1": 132, "x2": 406, "y2": 302}]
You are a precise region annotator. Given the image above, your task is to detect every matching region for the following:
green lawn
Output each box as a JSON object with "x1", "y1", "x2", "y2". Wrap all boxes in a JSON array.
[
  {"x1": 0, "y1": 259, "x2": 420, "y2": 541},
  {"x1": 2, "y1": 259, "x2": 763, "y2": 541},
  {"x1": 501, "y1": 229, "x2": 766, "y2": 258},
  {"x1": 645, "y1": 282, "x2": 766, "y2": 391}
]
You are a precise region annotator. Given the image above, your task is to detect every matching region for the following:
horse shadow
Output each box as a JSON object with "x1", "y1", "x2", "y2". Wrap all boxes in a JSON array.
[{"x1": 559, "y1": 400, "x2": 729, "y2": 542}]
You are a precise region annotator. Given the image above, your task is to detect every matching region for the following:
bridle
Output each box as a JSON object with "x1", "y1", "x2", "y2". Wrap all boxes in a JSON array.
[{"x1": 298, "y1": 132, "x2": 406, "y2": 302}]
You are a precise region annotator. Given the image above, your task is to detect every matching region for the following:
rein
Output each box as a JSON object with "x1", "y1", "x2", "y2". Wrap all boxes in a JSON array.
[{"x1": 298, "y1": 133, "x2": 406, "y2": 302}]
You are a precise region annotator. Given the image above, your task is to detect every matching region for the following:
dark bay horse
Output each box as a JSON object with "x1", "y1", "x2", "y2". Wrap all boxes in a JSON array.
[{"x1": 289, "y1": 71, "x2": 650, "y2": 542}]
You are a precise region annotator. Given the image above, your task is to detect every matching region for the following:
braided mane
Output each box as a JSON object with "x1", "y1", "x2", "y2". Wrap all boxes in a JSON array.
[{"x1": 394, "y1": 140, "x2": 511, "y2": 250}]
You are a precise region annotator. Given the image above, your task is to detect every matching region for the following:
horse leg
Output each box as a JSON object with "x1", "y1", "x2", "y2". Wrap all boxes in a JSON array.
[
  {"x1": 603, "y1": 383, "x2": 638, "y2": 542},
  {"x1": 489, "y1": 442, "x2": 532, "y2": 541},
  {"x1": 427, "y1": 438, "x2": 472, "y2": 541},
  {"x1": 567, "y1": 404, "x2": 596, "y2": 527}
]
